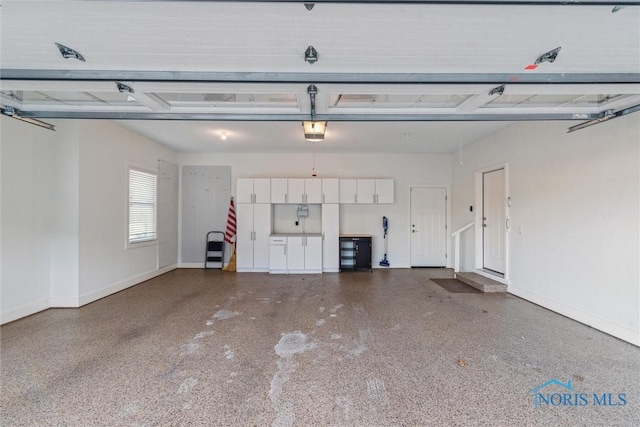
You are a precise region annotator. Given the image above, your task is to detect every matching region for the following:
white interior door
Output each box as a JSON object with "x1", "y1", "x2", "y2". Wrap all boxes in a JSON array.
[
  {"x1": 482, "y1": 169, "x2": 506, "y2": 274},
  {"x1": 410, "y1": 187, "x2": 447, "y2": 267}
]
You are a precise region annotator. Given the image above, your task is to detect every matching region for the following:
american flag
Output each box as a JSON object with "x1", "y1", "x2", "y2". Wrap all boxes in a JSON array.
[{"x1": 224, "y1": 198, "x2": 236, "y2": 244}]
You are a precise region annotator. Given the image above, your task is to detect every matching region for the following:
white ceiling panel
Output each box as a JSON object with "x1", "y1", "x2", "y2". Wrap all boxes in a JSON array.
[
  {"x1": 2, "y1": 2, "x2": 639, "y2": 74},
  {"x1": 1, "y1": 1, "x2": 639, "y2": 153}
]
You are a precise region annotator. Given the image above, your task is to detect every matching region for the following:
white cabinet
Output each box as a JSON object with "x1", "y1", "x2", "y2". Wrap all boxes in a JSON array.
[
  {"x1": 287, "y1": 178, "x2": 322, "y2": 204},
  {"x1": 375, "y1": 179, "x2": 394, "y2": 203},
  {"x1": 339, "y1": 179, "x2": 357, "y2": 204},
  {"x1": 237, "y1": 178, "x2": 271, "y2": 204},
  {"x1": 322, "y1": 178, "x2": 339, "y2": 204},
  {"x1": 287, "y1": 236, "x2": 322, "y2": 273},
  {"x1": 269, "y1": 236, "x2": 287, "y2": 273},
  {"x1": 305, "y1": 179, "x2": 322, "y2": 203},
  {"x1": 322, "y1": 204, "x2": 340, "y2": 272},
  {"x1": 269, "y1": 235, "x2": 322, "y2": 274},
  {"x1": 236, "y1": 203, "x2": 271, "y2": 272},
  {"x1": 271, "y1": 178, "x2": 288, "y2": 204},
  {"x1": 356, "y1": 179, "x2": 376, "y2": 204},
  {"x1": 304, "y1": 236, "x2": 323, "y2": 271},
  {"x1": 288, "y1": 179, "x2": 305, "y2": 203},
  {"x1": 340, "y1": 179, "x2": 393, "y2": 204}
]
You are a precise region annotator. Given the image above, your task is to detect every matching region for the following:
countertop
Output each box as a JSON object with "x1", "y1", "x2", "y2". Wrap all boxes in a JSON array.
[{"x1": 270, "y1": 233, "x2": 323, "y2": 238}]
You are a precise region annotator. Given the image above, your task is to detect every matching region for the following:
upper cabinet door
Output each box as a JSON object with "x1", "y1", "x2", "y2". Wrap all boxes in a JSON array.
[
  {"x1": 339, "y1": 179, "x2": 357, "y2": 204},
  {"x1": 322, "y1": 178, "x2": 339, "y2": 204},
  {"x1": 287, "y1": 179, "x2": 305, "y2": 204},
  {"x1": 357, "y1": 179, "x2": 376, "y2": 204},
  {"x1": 271, "y1": 178, "x2": 288, "y2": 204},
  {"x1": 237, "y1": 178, "x2": 254, "y2": 204},
  {"x1": 305, "y1": 178, "x2": 322, "y2": 204},
  {"x1": 253, "y1": 178, "x2": 271, "y2": 203},
  {"x1": 375, "y1": 179, "x2": 394, "y2": 204}
]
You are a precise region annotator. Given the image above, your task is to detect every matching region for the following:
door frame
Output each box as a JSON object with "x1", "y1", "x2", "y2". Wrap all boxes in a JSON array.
[
  {"x1": 408, "y1": 184, "x2": 451, "y2": 269},
  {"x1": 474, "y1": 163, "x2": 510, "y2": 284}
]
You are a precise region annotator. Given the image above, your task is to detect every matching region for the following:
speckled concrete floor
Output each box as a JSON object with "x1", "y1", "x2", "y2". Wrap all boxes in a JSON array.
[{"x1": 1, "y1": 269, "x2": 639, "y2": 426}]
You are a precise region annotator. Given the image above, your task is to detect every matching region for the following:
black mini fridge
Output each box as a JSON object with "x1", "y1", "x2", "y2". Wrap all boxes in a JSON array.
[{"x1": 339, "y1": 235, "x2": 372, "y2": 271}]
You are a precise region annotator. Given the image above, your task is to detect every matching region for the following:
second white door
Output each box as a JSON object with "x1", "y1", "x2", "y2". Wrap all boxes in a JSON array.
[
  {"x1": 482, "y1": 168, "x2": 506, "y2": 274},
  {"x1": 410, "y1": 187, "x2": 447, "y2": 267}
]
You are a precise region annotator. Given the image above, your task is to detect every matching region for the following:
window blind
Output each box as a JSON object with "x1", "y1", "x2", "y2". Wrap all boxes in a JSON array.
[{"x1": 129, "y1": 168, "x2": 157, "y2": 244}]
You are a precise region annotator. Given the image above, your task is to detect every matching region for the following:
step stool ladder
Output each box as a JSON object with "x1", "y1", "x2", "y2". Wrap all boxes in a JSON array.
[{"x1": 204, "y1": 231, "x2": 225, "y2": 270}]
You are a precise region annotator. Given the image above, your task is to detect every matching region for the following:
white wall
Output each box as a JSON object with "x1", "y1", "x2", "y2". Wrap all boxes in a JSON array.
[
  {"x1": 49, "y1": 122, "x2": 80, "y2": 306},
  {"x1": 1, "y1": 117, "x2": 56, "y2": 322},
  {"x1": 178, "y1": 152, "x2": 452, "y2": 268},
  {"x1": 451, "y1": 116, "x2": 640, "y2": 346},
  {"x1": 77, "y1": 121, "x2": 178, "y2": 304},
  {"x1": 1, "y1": 118, "x2": 178, "y2": 323}
]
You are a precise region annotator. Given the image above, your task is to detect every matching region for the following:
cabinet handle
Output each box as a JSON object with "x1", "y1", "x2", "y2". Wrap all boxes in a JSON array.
[
  {"x1": 322, "y1": 194, "x2": 325, "y2": 203},
  {"x1": 285, "y1": 193, "x2": 288, "y2": 204},
  {"x1": 354, "y1": 194, "x2": 357, "y2": 203}
]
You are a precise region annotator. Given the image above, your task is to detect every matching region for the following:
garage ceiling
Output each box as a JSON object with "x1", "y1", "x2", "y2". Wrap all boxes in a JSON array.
[{"x1": 1, "y1": 0, "x2": 639, "y2": 153}]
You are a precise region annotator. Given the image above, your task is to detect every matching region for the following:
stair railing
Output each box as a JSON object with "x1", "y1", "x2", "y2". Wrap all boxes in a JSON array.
[{"x1": 451, "y1": 222, "x2": 474, "y2": 273}]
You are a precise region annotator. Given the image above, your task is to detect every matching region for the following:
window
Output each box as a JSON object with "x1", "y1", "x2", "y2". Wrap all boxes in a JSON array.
[{"x1": 128, "y1": 168, "x2": 157, "y2": 245}]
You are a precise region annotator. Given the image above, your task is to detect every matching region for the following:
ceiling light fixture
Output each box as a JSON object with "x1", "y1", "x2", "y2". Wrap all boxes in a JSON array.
[
  {"x1": 535, "y1": 47, "x2": 562, "y2": 65},
  {"x1": 304, "y1": 3, "x2": 315, "y2": 11},
  {"x1": 1, "y1": 106, "x2": 56, "y2": 131},
  {"x1": 54, "y1": 42, "x2": 85, "y2": 62},
  {"x1": 567, "y1": 103, "x2": 640, "y2": 133},
  {"x1": 221, "y1": 131, "x2": 228, "y2": 140},
  {"x1": 302, "y1": 84, "x2": 326, "y2": 141},
  {"x1": 304, "y1": 46, "x2": 319, "y2": 65}
]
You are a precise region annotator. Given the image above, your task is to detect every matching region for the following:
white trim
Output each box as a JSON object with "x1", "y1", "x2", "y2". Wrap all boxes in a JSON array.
[
  {"x1": 236, "y1": 268, "x2": 269, "y2": 273},
  {"x1": 78, "y1": 264, "x2": 176, "y2": 306},
  {"x1": 408, "y1": 184, "x2": 451, "y2": 268},
  {"x1": 474, "y1": 163, "x2": 510, "y2": 282},
  {"x1": 509, "y1": 286, "x2": 640, "y2": 347},
  {"x1": 473, "y1": 269, "x2": 508, "y2": 285},
  {"x1": 49, "y1": 296, "x2": 81, "y2": 307},
  {"x1": 1, "y1": 298, "x2": 50, "y2": 325},
  {"x1": 178, "y1": 262, "x2": 204, "y2": 268}
]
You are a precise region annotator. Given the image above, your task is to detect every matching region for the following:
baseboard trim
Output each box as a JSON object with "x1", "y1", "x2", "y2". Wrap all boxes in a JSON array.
[
  {"x1": 78, "y1": 264, "x2": 177, "y2": 307},
  {"x1": 49, "y1": 296, "x2": 81, "y2": 307},
  {"x1": 1, "y1": 298, "x2": 50, "y2": 325},
  {"x1": 178, "y1": 262, "x2": 204, "y2": 269},
  {"x1": 509, "y1": 285, "x2": 640, "y2": 347}
]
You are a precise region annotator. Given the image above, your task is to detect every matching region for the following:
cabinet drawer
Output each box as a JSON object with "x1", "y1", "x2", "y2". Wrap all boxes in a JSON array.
[{"x1": 269, "y1": 237, "x2": 287, "y2": 245}]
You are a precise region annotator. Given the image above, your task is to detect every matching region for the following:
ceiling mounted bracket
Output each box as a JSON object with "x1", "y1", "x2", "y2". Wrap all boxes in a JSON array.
[
  {"x1": 304, "y1": 3, "x2": 315, "y2": 10},
  {"x1": 567, "y1": 104, "x2": 640, "y2": 133},
  {"x1": 307, "y1": 83, "x2": 318, "y2": 118},
  {"x1": 116, "y1": 82, "x2": 135, "y2": 93},
  {"x1": 488, "y1": 84, "x2": 506, "y2": 96},
  {"x1": 534, "y1": 47, "x2": 562, "y2": 65},
  {"x1": 1, "y1": 105, "x2": 56, "y2": 131},
  {"x1": 304, "y1": 46, "x2": 319, "y2": 65},
  {"x1": 54, "y1": 43, "x2": 86, "y2": 62}
]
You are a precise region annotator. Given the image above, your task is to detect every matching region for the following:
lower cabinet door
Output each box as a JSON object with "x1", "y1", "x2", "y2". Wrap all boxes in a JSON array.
[
  {"x1": 287, "y1": 237, "x2": 305, "y2": 271},
  {"x1": 269, "y1": 244, "x2": 287, "y2": 272},
  {"x1": 304, "y1": 236, "x2": 323, "y2": 271}
]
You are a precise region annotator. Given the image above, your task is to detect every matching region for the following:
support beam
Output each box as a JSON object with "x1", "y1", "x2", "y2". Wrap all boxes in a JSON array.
[
  {"x1": 17, "y1": 111, "x2": 601, "y2": 121},
  {"x1": 2, "y1": 70, "x2": 639, "y2": 85}
]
